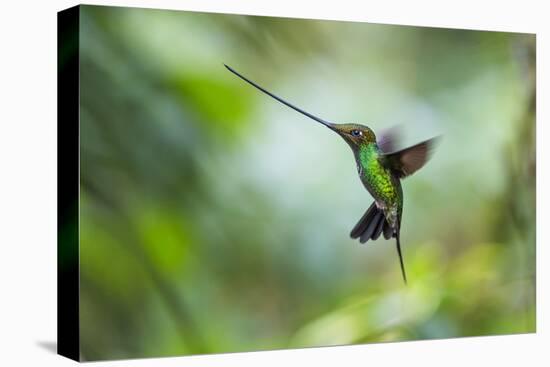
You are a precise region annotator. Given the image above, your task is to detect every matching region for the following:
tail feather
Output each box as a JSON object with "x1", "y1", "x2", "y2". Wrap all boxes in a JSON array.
[
  {"x1": 350, "y1": 202, "x2": 408, "y2": 285},
  {"x1": 395, "y1": 230, "x2": 407, "y2": 285},
  {"x1": 383, "y1": 221, "x2": 393, "y2": 240},
  {"x1": 350, "y1": 202, "x2": 387, "y2": 243},
  {"x1": 350, "y1": 203, "x2": 377, "y2": 238},
  {"x1": 372, "y1": 215, "x2": 385, "y2": 241},
  {"x1": 360, "y1": 211, "x2": 382, "y2": 243}
]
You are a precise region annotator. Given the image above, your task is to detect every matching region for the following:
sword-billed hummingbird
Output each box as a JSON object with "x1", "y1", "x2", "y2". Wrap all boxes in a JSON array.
[{"x1": 225, "y1": 64, "x2": 438, "y2": 284}]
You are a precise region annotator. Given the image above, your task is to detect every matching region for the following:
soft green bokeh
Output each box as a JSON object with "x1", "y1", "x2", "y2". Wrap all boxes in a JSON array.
[{"x1": 77, "y1": 5, "x2": 535, "y2": 361}]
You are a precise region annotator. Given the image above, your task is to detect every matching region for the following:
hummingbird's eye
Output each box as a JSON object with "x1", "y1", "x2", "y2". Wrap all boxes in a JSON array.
[{"x1": 351, "y1": 129, "x2": 362, "y2": 137}]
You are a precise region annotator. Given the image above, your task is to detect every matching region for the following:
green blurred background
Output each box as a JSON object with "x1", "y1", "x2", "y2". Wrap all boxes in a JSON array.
[{"x1": 77, "y1": 5, "x2": 535, "y2": 361}]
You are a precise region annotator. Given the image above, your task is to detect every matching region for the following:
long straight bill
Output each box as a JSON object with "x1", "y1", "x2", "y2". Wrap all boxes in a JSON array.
[{"x1": 224, "y1": 64, "x2": 334, "y2": 128}]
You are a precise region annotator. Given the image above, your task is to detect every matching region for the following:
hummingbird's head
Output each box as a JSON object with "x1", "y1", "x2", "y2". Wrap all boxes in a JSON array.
[{"x1": 329, "y1": 123, "x2": 376, "y2": 150}]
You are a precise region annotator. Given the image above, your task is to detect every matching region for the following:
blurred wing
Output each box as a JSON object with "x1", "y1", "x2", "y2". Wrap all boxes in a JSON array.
[
  {"x1": 379, "y1": 137, "x2": 439, "y2": 178},
  {"x1": 377, "y1": 127, "x2": 400, "y2": 153}
]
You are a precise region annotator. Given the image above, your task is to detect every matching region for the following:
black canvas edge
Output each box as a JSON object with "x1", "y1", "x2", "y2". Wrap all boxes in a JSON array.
[{"x1": 57, "y1": 4, "x2": 81, "y2": 362}]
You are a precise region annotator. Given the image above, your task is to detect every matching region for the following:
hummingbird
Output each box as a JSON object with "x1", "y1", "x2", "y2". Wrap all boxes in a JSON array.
[{"x1": 225, "y1": 64, "x2": 437, "y2": 284}]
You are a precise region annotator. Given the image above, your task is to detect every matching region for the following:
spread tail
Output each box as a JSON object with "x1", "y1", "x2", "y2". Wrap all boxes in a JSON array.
[
  {"x1": 350, "y1": 202, "x2": 393, "y2": 243},
  {"x1": 350, "y1": 202, "x2": 407, "y2": 284}
]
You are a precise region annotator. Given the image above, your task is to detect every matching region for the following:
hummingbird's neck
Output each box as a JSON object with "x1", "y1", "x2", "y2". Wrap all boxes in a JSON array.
[
  {"x1": 355, "y1": 141, "x2": 379, "y2": 158},
  {"x1": 354, "y1": 142, "x2": 380, "y2": 170}
]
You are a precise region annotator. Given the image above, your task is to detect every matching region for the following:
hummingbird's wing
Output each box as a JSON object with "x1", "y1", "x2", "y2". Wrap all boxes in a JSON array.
[
  {"x1": 377, "y1": 127, "x2": 401, "y2": 153},
  {"x1": 379, "y1": 137, "x2": 438, "y2": 178}
]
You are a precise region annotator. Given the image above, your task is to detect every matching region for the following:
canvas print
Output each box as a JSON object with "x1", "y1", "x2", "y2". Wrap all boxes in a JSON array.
[{"x1": 58, "y1": 4, "x2": 536, "y2": 362}]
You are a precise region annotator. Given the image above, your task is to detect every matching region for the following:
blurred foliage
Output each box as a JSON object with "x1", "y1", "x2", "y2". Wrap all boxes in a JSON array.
[{"x1": 75, "y1": 5, "x2": 535, "y2": 361}]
